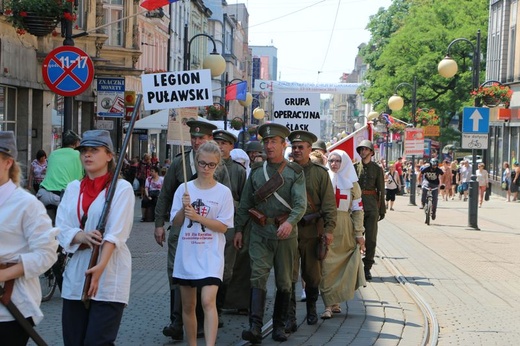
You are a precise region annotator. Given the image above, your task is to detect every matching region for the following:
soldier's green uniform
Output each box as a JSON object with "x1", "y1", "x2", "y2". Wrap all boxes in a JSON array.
[
  {"x1": 354, "y1": 141, "x2": 385, "y2": 280},
  {"x1": 286, "y1": 131, "x2": 337, "y2": 329},
  {"x1": 212, "y1": 130, "x2": 247, "y2": 318},
  {"x1": 154, "y1": 121, "x2": 231, "y2": 339},
  {"x1": 236, "y1": 123, "x2": 306, "y2": 343}
]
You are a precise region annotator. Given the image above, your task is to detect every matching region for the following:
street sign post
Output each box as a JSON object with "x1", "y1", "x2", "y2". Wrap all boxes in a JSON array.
[
  {"x1": 461, "y1": 133, "x2": 488, "y2": 149},
  {"x1": 42, "y1": 46, "x2": 94, "y2": 97},
  {"x1": 462, "y1": 107, "x2": 490, "y2": 134}
]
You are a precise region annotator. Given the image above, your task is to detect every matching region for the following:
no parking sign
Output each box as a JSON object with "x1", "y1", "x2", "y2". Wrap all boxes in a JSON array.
[{"x1": 42, "y1": 46, "x2": 94, "y2": 97}]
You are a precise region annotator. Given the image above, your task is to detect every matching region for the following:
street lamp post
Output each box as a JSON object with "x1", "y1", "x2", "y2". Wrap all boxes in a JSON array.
[
  {"x1": 183, "y1": 24, "x2": 226, "y2": 76},
  {"x1": 438, "y1": 31, "x2": 481, "y2": 230},
  {"x1": 388, "y1": 76, "x2": 418, "y2": 206}
]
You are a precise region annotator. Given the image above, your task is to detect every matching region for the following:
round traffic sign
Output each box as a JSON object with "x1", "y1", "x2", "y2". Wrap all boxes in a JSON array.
[{"x1": 42, "y1": 46, "x2": 94, "y2": 97}]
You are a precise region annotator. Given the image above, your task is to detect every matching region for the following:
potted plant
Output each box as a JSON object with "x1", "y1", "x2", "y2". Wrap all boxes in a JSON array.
[
  {"x1": 415, "y1": 108, "x2": 440, "y2": 127},
  {"x1": 471, "y1": 83, "x2": 513, "y2": 108},
  {"x1": 230, "y1": 117, "x2": 244, "y2": 130},
  {"x1": 388, "y1": 122, "x2": 406, "y2": 133},
  {"x1": 204, "y1": 103, "x2": 226, "y2": 120},
  {"x1": 4, "y1": 0, "x2": 76, "y2": 36}
]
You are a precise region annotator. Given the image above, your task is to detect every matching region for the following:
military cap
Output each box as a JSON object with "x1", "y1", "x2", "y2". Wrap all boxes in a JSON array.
[
  {"x1": 245, "y1": 141, "x2": 263, "y2": 153},
  {"x1": 288, "y1": 130, "x2": 317, "y2": 145},
  {"x1": 0, "y1": 131, "x2": 17, "y2": 158},
  {"x1": 186, "y1": 120, "x2": 217, "y2": 137},
  {"x1": 257, "y1": 123, "x2": 290, "y2": 140},
  {"x1": 312, "y1": 139, "x2": 327, "y2": 152},
  {"x1": 213, "y1": 130, "x2": 237, "y2": 144},
  {"x1": 76, "y1": 130, "x2": 114, "y2": 153}
]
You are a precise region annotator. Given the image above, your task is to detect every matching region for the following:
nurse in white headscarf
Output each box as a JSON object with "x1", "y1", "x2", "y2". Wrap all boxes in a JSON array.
[
  {"x1": 320, "y1": 149, "x2": 366, "y2": 319},
  {"x1": 230, "y1": 148, "x2": 251, "y2": 178}
]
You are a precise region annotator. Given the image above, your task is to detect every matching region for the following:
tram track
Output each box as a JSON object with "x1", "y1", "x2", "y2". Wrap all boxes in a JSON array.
[{"x1": 379, "y1": 244, "x2": 439, "y2": 346}]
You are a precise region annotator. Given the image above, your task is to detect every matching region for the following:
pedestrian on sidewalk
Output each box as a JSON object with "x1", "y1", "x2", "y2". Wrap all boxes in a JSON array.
[
  {"x1": 476, "y1": 163, "x2": 489, "y2": 207},
  {"x1": 355, "y1": 140, "x2": 385, "y2": 281},
  {"x1": 320, "y1": 150, "x2": 365, "y2": 320},
  {"x1": 0, "y1": 131, "x2": 58, "y2": 345},
  {"x1": 440, "y1": 160, "x2": 452, "y2": 201},
  {"x1": 459, "y1": 160, "x2": 472, "y2": 201},
  {"x1": 511, "y1": 161, "x2": 520, "y2": 201},
  {"x1": 141, "y1": 166, "x2": 163, "y2": 222},
  {"x1": 170, "y1": 141, "x2": 234, "y2": 346},
  {"x1": 56, "y1": 130, "x2": 135, "y2": 345},
  {"x1": 384, "y1": 163, "x2": 401, "y2": 211},
  {"x1": 502, "y1": 162, "x2": 511, "y2": 202},
  {"x1": 284, "y1": 131, "x2": 336, "y2": 333},
  {"x1": 234, "y1": 123, "x2": 307, "y2": 343},
  {"x1": 450, "y1": 161, "x2": 459, "y2": 200}
]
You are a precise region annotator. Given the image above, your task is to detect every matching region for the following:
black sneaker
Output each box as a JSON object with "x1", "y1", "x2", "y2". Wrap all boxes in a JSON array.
[{"x1": 432, "y1": 212, "x2": 436, "y2": 220}]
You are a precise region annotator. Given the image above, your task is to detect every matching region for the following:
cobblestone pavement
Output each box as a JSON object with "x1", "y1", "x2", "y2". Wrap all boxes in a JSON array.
[{"x1": 29, "y1": 194, "x2": 519, "y2": 345}]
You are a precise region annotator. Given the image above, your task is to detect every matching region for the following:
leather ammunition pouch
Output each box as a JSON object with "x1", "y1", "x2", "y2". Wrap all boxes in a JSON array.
[
  {"x1": 254, "y1": 170, "x2": 284, "y2": 203},
  {"x1": 253, "y1": 161, "x2": 287, "y2": 203},
  {"x1": 248, "y1": 208, "x2": 289, "y2": 228}
]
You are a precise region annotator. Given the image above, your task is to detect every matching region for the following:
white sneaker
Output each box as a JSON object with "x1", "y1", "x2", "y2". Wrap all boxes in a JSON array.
[{"x1": 300, "y1": 290, "x2": 306, "y2": 302}]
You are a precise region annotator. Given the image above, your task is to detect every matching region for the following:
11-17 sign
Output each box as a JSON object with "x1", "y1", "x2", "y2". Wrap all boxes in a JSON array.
[{"x1": 42, "y1": 46, "x2": 94, "y2": 97}]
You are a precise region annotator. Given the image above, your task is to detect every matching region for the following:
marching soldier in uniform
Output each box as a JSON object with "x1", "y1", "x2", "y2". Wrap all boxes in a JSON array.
[
  {"x1": 154, "y1": 120, "x2": 231, "y2": 340},
  {"x1": 234, "y1": 123, "x2": 307, "y2": 343},
  {"x1": 212, "y1": 130, "x2": 247, "y2": 324},
  {"x1": 285, "y1": 131, "x2": 337, "y2": 332},
  {"x1": 354, "y1": 140, "x2": 385, "y2": 281}
]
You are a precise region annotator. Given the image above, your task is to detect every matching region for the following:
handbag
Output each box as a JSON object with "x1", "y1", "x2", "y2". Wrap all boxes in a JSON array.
[
  {"x1": 149, "y1": 189, "x2": 160, "y2": 198},
  {"x1": 501, "y1": 181, "x2": 508, "y2": 190}
]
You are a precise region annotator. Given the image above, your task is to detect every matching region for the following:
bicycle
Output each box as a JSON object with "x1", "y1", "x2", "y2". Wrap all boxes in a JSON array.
[
  {"x1": 39, "y1": 246, "x2": 69, "y2": 302},
  {"x1": 423, "y1": 186, "x2": 439, "y2": 225}
]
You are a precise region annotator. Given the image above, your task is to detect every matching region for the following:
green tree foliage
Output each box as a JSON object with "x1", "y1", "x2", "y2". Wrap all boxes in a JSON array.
[{"x1": 360, "y1": 0, "x2": 489, "y2": 144}]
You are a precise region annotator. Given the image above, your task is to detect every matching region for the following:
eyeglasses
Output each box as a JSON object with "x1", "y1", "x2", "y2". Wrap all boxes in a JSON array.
[
  {"x1": 328, "y1": 159, "x2": 341, "y2": 164},
  {"x1": 197, "y1": 161, "x2": 218, "y2": 169}
]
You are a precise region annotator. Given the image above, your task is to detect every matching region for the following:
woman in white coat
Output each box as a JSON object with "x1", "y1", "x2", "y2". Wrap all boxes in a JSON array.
[
  {"x1": 0, "y1": 131, "x2": 58, "y2": 345},
  {"x1": 56, "y1": 130, "x2": 134, "y2": 345}
]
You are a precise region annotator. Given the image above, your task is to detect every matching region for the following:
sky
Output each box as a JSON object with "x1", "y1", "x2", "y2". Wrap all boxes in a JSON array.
[{"x1": 243, "y1": 0, "x2": 393, "y2": 84}]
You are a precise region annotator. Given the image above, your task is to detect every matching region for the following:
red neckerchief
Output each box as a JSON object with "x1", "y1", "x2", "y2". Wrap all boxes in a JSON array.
[{"x1": 77, "y1": 172, "x2": 111, "y2": 227}]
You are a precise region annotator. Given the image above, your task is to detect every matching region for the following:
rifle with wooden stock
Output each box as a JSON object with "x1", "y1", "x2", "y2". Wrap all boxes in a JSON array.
[{"x1": 81, "y1": 94, "x2": 142, "y2": 308}]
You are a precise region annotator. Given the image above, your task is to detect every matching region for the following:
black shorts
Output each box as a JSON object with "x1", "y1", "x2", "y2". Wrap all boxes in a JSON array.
[
  {"x1": 172, "y1": 277, "x2": 221, "y2": 288},
  {"x1": 385, "y1": 188, "x2": 398, "y2": 201}
]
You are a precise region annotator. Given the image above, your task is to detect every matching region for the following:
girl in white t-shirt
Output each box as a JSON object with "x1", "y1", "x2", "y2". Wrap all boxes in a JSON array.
[{"x1": 170, "y1": 141, "x2": 233, "y2": 346}]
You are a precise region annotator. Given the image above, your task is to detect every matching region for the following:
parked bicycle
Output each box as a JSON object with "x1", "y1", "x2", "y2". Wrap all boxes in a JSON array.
[
  {"x1": 39, "y1": 246, "x2": 68, "y2": 302},
  {"x1": 424, "y1": 186, "x2": 439, "y2": 225}
]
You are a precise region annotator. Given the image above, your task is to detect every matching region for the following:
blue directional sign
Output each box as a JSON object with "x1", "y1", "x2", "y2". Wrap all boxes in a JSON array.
[{"x1": 462, "y1": 107, "x2": 490, "y2": 134}]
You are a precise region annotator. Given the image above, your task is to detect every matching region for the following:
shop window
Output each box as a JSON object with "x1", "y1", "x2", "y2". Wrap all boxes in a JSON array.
[{"x1": 0, "y1": 85, "x2": 17, "y2": 132}]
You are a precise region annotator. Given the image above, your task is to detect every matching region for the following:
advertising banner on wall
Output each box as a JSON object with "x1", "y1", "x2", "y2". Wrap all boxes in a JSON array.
[
  {"x1": 272, "y1": 92, "x2": 321, "y2": 134},
  {"x1": 96, "y1": 77, "x2": 125, "y2": 117}
]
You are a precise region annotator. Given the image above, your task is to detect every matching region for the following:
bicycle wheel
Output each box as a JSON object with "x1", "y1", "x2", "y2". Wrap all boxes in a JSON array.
[
  {"x1": 39, "y1": 269, "x2": 56, "y2": 302},
  {"x1": 425, "y1": 199, "x2": 432, "y2": 225}
]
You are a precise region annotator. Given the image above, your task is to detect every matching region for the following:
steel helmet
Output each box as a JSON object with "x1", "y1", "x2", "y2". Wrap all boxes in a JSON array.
[{"x1": 356, "y1": 140, "x2": 374, "y2": 156}]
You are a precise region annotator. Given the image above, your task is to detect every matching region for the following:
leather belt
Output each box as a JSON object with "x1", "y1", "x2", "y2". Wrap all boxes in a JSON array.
[{"x1": 362, "y1": 190, "x2": 377, "y2": 195}]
